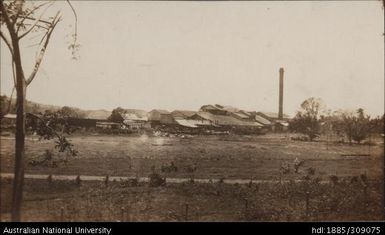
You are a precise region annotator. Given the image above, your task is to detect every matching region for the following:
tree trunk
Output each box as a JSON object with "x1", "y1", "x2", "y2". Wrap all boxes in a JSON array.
[{"x1": 11, "y1": 39, "x2": 26, "y2": 222}]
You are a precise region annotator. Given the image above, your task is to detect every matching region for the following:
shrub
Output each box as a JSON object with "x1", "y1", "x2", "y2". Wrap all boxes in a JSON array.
[
  {"x1": 329, "y1": 175, "x2": 339, "y2": 185},
  {"x1": 148, "y1": 173, "x2": 166, "y2": 187}
]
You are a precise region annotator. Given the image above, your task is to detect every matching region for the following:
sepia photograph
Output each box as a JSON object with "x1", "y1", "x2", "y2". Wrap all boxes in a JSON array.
[{"x1": 0, "y1": 0, "x2": 384, "y2": 224}]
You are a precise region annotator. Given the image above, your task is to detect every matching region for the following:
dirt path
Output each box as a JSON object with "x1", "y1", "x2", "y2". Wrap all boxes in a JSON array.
[{"x1": 0, "y1": 172, "x2": 330, "y2": 184}]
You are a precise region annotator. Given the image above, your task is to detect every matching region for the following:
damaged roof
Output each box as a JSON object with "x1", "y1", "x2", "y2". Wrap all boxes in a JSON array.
[{"x1": 194, "y1": 112, "x2": 262, "y2": 127}]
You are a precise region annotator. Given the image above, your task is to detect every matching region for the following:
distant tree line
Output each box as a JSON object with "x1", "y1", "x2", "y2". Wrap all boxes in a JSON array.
[
  {"x1": 289, "y1": 97, "x2": 384, "y2": 143},
  {"x1": 0, "y1": 95, "x2": 86, "y2": 119}
]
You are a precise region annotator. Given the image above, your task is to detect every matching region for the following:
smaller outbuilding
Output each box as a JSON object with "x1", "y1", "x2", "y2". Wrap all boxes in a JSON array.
[
  {"x1": 148, "y1": 109, "x2": 178, "y2": 126},
  {"x1": 256, "y1": 112, "x2": 290, "y2": 132},
  {"x1": 122, "y1": 109, "x2": 150, "y2": 129},
  {"x1": 96, "y1": 122, "x2": 122, "y2": 129},
  {"x1": 1, "y1": 113, "x2": 17, "y2": 128}
]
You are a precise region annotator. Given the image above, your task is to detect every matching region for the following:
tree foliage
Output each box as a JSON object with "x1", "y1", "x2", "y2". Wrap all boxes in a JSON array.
[
  {"x1": 0, "y1": 95, "x2": 10, "y2": 118},
  {"x1": 369, "y1": 114, "x2": 384, "y2": 135},
  {"x1": 27, "y1": 111, "x2": 78, "y2": 156},
  {"x1": 59, "y1": 106, "x2": 85, "y2": 118},
  {"x1": 332, "y1": 108, "x2": 371, "y2": 144},
  {"x1": 289, "y1": 97, "x2": 325, "y2": 141},
  {"x1": 108, "y1": 107, "x2": 125, "y2": 123},
  {"x1": 290, "y1": 113, "x2": 321, "y2": 141}
]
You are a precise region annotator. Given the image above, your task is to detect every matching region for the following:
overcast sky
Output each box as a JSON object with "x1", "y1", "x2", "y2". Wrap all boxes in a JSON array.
[{"x1": 1, "y1": 1, "x2": 384, "y2": 116}]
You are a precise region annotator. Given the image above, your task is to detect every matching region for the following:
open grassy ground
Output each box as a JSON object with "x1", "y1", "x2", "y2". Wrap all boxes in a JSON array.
[
  {"x1": 0, "y1": 133, "x2": 383, "y2": 180},
  {"x1": 0, "y1": 133, "x2": 383, "y2": 221}
]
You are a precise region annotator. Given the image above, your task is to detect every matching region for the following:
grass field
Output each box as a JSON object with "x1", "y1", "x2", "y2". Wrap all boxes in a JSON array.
[
  {"x1": 0, "y1": 178, "x2": 382, "y2": 222},
  {"x1": 0, "y1": 133, "x2": 383, "y2": 221},
  {"x1": 0, "y1": 133, "x2": 383, "y2": 180}
]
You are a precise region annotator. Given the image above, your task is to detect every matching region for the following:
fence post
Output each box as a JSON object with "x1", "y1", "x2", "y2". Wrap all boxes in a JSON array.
[
  {"x1": 184, "y1": 203, "x2": 189, "y2": 221},
  {"x1": 47, "y1": 174, "x2": 52, "y2": 185},
  {"x1": 305, "y1": 191, "x2": 310, "y2": 220},
  {"x1": 75, "y1": 175, "x2": 81, "y2": 186},
  {"x1": 244, "y1": 199, "x2": 248, "y2": 218},
  {"x1": 363, "y1": 184, "x2": 368, "y2": 197},
  {"x1": 60, "y1": 207, "x2": 64, "y2": 221},
  {"x1": 126, "y1": 205, "x2": 131, "y2": 222},
  {"x1": 105, "y1": 175, "x2": 109, "y2": 186},
  {"x1": 75, "y1": 208, "x2": 80, "y2": 221},
  {"x1": 121, "y1": 207, "x2": 125, "y2": 222},
  {"x1": 286, "y1": 213, "x2": 291, "y2": 222}
]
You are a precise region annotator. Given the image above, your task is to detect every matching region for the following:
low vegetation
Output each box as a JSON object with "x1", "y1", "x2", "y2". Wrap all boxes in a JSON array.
[{"x1": 0, "y1": 173, "x2": 382, "y2": 221}]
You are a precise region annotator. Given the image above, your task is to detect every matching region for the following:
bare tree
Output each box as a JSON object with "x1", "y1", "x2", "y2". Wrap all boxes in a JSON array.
[{"x1": 0, "y1": 0, "x2": 78, "y2": 221}]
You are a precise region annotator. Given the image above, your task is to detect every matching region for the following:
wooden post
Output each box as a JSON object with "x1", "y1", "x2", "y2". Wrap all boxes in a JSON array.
[
  {"x1": 184, "y1": 203, "x2": 189, "y2": 221},
  {"x1": 47, "y1": 174, "x2": 52, "y2": 185},
  {"x1": 305, "y1": 191, "x2": 310, "y2": 220},
  {"x1": 121, "y1": 207, "x2": 125, "y2": 222},
  {"x1": 363, "y1": 185, "x2": 368, "y2": 196},
  {"x1": 60, "y1": 207, "x2": 64, "y2": 221},
  {"x1": 105, "y1": 175, "x2": 109, "y2": 186},
  {"x1": 126, "y1": 205, "x2": 131, "y2": 222},
  {"x1": 287, "y1": 194, "x2": 291, "y2": 207},
  {"x1": 74, "y1": 208, "x2": 79, "y2": 221},
  {"x1": 244, "y1": 199, "x2": 248, "y2": 218},
  {"x1": 75, "y1": 175, "x2": 81, "y2": 186}
]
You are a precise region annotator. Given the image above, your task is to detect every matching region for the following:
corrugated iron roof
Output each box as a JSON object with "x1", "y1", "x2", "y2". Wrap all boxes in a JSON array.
[
  {"x1": 200, "y1": 105, "x2": 221, "y2": 111},
  {"x1": 123, "y1": 109, "x2": 147, "y2": 117},
  {"x1": 150, "y1": 109, "x2": 170, "y2": 114},
  {"x1": 238, "y1": 110, "x2": 252, "y2": 117},
  {"x1": 275, "y1": 120, "x2": 289, "y2": 126},
  {"x1": 3, "y1": 113, "x2": 16, "y2": 119},
  {"x1": 121, "y1": 109, "x2": 148, "y2": 121},
  {"x1": 86, "y1": 110, "x2": 111, "y2": 120},
  {"x1": 171, "y1": 110, "x2": 196, "y2": 118},
  {"x1": 123, "y1": 113, "x2": 148, "y2": 121},
  {"x1": 232, "y1": 112, "x2": 249, "y2": 119},
  {"x1": 195, "y1": 112, "x2": 262, "y2": 127},
  {"x1": 258, "y1": 112, "x2": 290, "y2": 119},
  {"x1": 254, "y1": 115, "x2": 272, "y2": 125},
  {"x1": 175, "y1": 119, "x2": 198, "y2": 128},
  {"x1": 222, "y1": 105, "x2": 239, "y2": 112}
]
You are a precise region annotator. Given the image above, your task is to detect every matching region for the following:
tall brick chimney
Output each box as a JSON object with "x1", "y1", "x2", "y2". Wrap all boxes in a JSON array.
[{"x1": 278, "y1": 67, "x2": 284, "y2": 120}]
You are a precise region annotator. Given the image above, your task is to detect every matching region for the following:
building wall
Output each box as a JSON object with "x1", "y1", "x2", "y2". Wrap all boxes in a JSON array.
[
  {"x1": 1, "y1": 117, "x2": 16, "y2": 128},
  {"x1": 124, "y1": 120, "x2": 151, "y2": 129},
  {"x1": 96, "y1": 122, "x2": 121, "y2": 129},
  {"x1": 148, "y1": 111, "x2": 161, "y2": 121},
  {"x1": 160, "y1": 114, "x2": 176, "y2": 125},
  {"x1": 67, "y1": 117, "x2": 99, "y2": 128}
]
